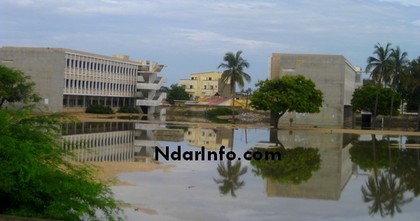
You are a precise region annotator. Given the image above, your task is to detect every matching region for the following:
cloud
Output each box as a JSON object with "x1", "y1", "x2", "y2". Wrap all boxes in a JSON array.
[
  {"x1": 412, "y1": 20, "x2": 420, "y2": 26},
  {"x1": 174, "y1": 29, "x2": 284, "y2": 50},
  {"x1": 377, "y1": 0, "x2": 420, "y2": 7}
]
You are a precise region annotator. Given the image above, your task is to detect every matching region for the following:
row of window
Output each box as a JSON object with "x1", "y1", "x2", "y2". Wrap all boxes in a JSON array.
[
  {"x1": 66, "y1": 58, "x2": 137, "y2": 76},
  {"x1": 184, "y1": 85, "x2": 217, "y2": 89},
  {"x1": 190, "y1": 77, "x2": 214, "y2": 80},
  {"x1": 65, "y1": 79, "x2": 136, "y2": 92}
]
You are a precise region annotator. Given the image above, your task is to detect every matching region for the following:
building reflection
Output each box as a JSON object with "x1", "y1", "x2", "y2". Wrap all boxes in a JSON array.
[
  {"x1": 184, "y1": 127, "x2": 234, "y2": 149},
  {"x1": 260, "y1": 130, "x2": 357, "y2": 200},
  {"x1": 62, "y1": 122, "x2": 184, "y2": 163}
]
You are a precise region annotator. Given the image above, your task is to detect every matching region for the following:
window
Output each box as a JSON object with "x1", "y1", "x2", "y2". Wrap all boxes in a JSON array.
[
  {"x1": 209, "y1": 77, "x2": 212, "y2": 80},
  {"x1": 204, "y1": 85, "x2": 207, "y2": 89},
  {"x1": 210, "y1": 85, "x2": 214, "y2": 89},
  {"x1": 189, "y1": 85, "x2": 193, "y2": 89}
]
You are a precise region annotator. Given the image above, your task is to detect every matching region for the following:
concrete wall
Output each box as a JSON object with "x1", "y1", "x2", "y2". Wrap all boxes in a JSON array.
[
  {"x1": 0, "y1": 47, "x2": 66, "y2": 112},
  {"x1": 270, "y1": 53, "x2": 358, "y2": 128}
]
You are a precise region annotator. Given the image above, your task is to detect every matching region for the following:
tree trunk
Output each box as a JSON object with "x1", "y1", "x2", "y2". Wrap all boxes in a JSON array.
[
  {"x1": 231, "y1": 93, "x2": 235, "y2": 123},
  {"x1": 417, "y1": 105, "x2": 420, "y2": 131},
  {"x1": 0, "y1": 98, "x2": 5, "y2": 108},
  {"x1": 388, "y1": 93, "x2": 394, "y2": 130},
  {"x1": 372, "y1": 90, "x2": 379, "y2": 130},
  {"x1": 270, "y1": 111, "x2": 280, "y2": 129}
]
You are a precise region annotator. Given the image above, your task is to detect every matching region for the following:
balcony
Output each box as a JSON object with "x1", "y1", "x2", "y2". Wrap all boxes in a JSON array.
[
  {"x1": 136, "y1": 76, "x2": 166, "y2": 90},
  {"x1": 136, "y1": 92, "x2": 166, "y2": 107}
]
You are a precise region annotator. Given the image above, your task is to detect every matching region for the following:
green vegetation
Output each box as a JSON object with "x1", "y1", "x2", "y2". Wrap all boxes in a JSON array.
[
  {"x1": 0, "y1": 108, "x2": 122, "y2": 220},
  {"x1": 250, "y1": 75, "x2": 323, "y2": 129},
  {"x1": 218, "y1": 50, "x2": 251, "y2": 122},
  {"x1": 206, "y1": 107, "x2": 238, "y2": 123},
  {"x1": 86, "y1": 104, "x2": 114, "y2": 114},
  {"x1": 351, "y1": 84, "x2": 401, "y2": 116},
  {"x1": 0, "y1": 65, "x2": 40, "y2": 108},
  {"x1": 118, "y1": 105, "x2": 140, "y2": 113},
  {"x1": 167, "y1": 84, "x2": 190, "y2": 104},
  {"x1": 364, "y1": 43, "x2": 420, "y2": 130},
  {"x1": 250, "y1": 147, "x2": 321, "y2": 184}
]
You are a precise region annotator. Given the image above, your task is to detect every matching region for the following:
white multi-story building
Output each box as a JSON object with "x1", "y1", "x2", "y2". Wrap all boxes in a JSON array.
[{"x1": 0, "y1": 46, "x2": 166, "y2": 114}]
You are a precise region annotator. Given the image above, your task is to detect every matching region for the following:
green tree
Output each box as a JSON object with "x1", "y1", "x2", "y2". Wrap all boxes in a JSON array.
[
  {"x1": 250, "y1": 147, "x2": 321, "y2": 184},
  {"x1": 387, "y1": 46, "x2": 409, "y2": 128},
  {"x1": 218, "y1": 50, "x2": 251, "y2": 122},
  {"x1": 366, "y1": 43, "x2": 393, "y2": 129},
  {"x1": 0, "y1": 65, "x2": 40, "y2": 108},
  {"x1": 0, "y1": 108, "x2": 122, "y2": 220},
  {"x1": 213, "y1": 160, "x2": 248, "y2": 197},
  {"x1": 404, "y1": 57, "x2": 420, "y2": 130},
  {"x1": 166, "y1": 84, "x2": 190, "y2": 104},
  {"x1": 250, "y1": 75, "x2": 323, "y2": 129},
  {"x1": 351, "y1": 84, "x2": 401, "y2": 116}
]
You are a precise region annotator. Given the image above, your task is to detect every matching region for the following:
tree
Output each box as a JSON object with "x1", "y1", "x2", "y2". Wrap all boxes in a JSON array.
[
  {"x1": 0, "y1": 65, "x2": 40, "y2": 108},
  {"x1": 366, "y1": 43, "x2": 393, "y2": 85},
  {"x1": 213, "y1": 160, "x2": 247, "y2": 197},
  {"x1": 388, "y1": 47, "x2": 409, "y2": 128},
  {"x1": 250, "y1": 75, "x2": 323, "y2": 129},
  {"x1": 166, "y1": 84, "x2": 190, "y2": 104},
  {"x1": 366, "y1": 43, "x2": 393, "y2": 129},
  {"x1": 351, "y1": 83, "x2": 401, "y2": 117},
  {"x1": 218, "y1": 50, "x2": 251, "y2": 122},
  {"x1": 0, "y1": 108, "x2": 122, "y2": 220},
  {"x1": 404, "y1": 57, "x2": 420, "y2": 130}
]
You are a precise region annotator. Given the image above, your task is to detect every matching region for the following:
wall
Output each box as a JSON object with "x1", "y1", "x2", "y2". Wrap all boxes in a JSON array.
[
  {"x1": 0, "y1": 47, "x2": 66, "y2": 112},
  {"x1": 270, "y1": 53, "x2": 358, "y2": 128}
]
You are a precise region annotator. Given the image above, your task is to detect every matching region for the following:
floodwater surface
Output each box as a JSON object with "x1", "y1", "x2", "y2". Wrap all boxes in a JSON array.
[{"x1": 62, "y1": 122, "x2": 420, "y2": 221}]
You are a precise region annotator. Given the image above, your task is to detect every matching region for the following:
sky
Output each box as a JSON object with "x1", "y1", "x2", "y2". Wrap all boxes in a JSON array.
[{"x1": 1, "y1": 0, "x2": 420, "y2": 88}]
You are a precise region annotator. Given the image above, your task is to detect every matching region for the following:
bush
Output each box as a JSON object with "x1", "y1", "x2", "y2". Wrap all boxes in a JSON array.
[
  {"x1": 118, "y1": 106, "x2": 140, "y2": 113},
  {"x1": 206, "y1": 107, "x2": 238, "y2": 118},
  {"x1": 0, "y1": 108, "x2": 122, "y2": 220},
  {"x1": 86, "y1": 105, "x2": 114, "y2": 114}
]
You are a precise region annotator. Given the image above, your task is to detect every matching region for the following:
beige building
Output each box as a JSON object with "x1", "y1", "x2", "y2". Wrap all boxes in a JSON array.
[
  {"x1": 0, "y1": 46, "x2": 166, "y2": 114},
  {"x1": 270, "y1": 53, "x2": 362, "y2": 128},
  {"x1": 179, "y1": 72, "x2": 231, "y2": 98}
]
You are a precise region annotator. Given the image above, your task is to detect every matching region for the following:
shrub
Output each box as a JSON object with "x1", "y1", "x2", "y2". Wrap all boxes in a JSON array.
[
  {"x1": 0, "y1": 108, "x2": 122, "y2": 220},
  {"x1": 206, "y1": 107, "x2": 238, "y2": 118},
  {"x1": 118, "y1": 106, "x2": 140, "y2": 113},
  {"x1": 86, "y1": 105, "x2": 114, "y2": 114}
]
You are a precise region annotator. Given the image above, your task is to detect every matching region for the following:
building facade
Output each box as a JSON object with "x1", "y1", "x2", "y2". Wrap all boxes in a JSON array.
[
  {"x1": 270, "y1": 53, "x2": 362, "y2": 128},
  {"x1": 0, "y1": 47, "x2": 166, "y2": 114},
  {"x1": 179, "y1": 71, "x2": 231, "y2": 98}
]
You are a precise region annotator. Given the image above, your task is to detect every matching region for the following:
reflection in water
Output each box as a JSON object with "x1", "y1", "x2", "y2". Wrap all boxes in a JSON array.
[
  {"x1": 184, "y1": 127, "x2": 233, "y2": 149},
  {"x1": 351, "y1": 135, "x2": 420, "y2": 218},
  {"x1": 250, "y1": 147, "x2": 320, "y2": 184},
  {"x1": 259, "y1": 130, "x2": 356, "y2": 200},
  {"x1": 63, "y1": 122, "x2": 135, "y2": 162},
  {"x1": 213, "y1": 160, "x2": 248, "y2": 197},
  {"x1": 62, "y1": 122, "x2": 184, "y2": 163}
]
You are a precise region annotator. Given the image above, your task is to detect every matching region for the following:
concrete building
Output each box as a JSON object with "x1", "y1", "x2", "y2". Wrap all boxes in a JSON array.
[
  {"x1": 0, "y1": 46, "x2": 166, "y2": 114},
  {"x1": 179, "y1": 71, "x2": 231, "y2": 98},
  {"x1": 270, "y1": 53, "x2": 362, "y2": 128}
]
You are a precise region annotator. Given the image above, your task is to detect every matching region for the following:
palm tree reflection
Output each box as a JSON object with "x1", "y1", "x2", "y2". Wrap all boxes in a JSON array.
[{"x1": 213, "y1": 160, "x2": 248, "y2": 197}]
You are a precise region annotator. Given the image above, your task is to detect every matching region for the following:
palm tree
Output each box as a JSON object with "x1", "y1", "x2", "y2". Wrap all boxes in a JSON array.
[
  {"x1": 213, "y1": 160, "x2": 248, "y2": 197},
  {"x1": 388, "y1": 46, "x2": 409, "y2": 129},
  {"x1": 218, "y1": 51, "x2": 251, "y2": 123},
  {"x1": 366, "y1": 43, "x2": 393, "y2": 129}
]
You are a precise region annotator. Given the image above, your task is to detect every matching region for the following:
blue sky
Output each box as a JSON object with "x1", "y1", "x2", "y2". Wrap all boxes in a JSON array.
[{"x1": 1, "y1": 0, "x2": 419, "y2": 88}]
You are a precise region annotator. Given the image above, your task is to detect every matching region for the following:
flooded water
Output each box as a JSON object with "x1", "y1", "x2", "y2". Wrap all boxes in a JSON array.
[{"x1": 62, "y1": 122, "x2": 420, "y2": 221}]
